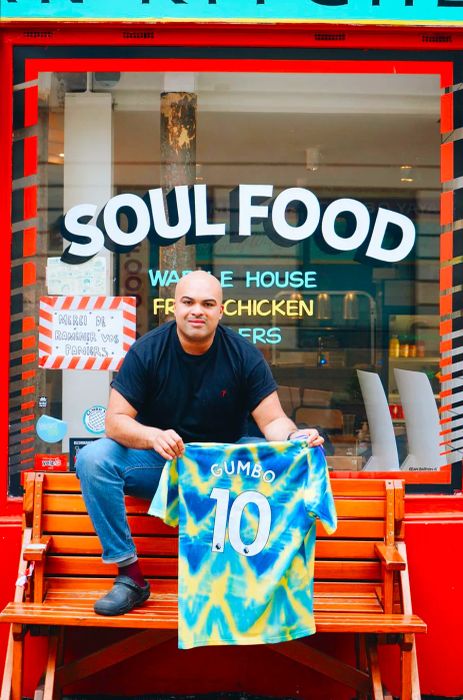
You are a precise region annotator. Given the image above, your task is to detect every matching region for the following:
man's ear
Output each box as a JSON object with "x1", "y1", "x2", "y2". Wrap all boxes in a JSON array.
[{"x1": 218, "y1": 304, "x2": 224, "y2": 319}]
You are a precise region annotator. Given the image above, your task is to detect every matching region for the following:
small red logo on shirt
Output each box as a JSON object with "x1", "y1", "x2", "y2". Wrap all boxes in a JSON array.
[{"x1": 220, "y1": 389, "x2": 227, "y2": 398}]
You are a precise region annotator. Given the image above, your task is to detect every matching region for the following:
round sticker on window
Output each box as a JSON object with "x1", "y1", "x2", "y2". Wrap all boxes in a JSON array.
[{"x1": 83, "y1": 406, "x2": 106, "y2": 435}]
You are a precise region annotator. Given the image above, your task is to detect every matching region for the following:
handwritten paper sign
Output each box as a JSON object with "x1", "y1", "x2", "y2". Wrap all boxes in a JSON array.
[{"x1": 39, "y1": 296, "x2": 136, "y2": 371}]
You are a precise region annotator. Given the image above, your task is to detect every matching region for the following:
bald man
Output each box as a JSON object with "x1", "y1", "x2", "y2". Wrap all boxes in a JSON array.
[{"x1": 76, "y1": 271, "x2": 323, "y2": 616}]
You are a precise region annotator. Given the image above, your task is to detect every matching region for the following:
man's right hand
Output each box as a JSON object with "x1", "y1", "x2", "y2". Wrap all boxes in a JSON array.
[{"x1": 152, "y1": 429, "x2": 185, "y2": 460}]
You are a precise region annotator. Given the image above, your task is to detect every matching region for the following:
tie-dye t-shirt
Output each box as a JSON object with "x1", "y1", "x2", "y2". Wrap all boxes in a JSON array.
[{"x1": 149, "y1": 440, "x2": 337, "y2": 649}]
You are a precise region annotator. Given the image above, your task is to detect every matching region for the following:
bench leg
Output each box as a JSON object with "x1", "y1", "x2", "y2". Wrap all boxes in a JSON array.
[
  {"x1": 355, "y1": 634, "x2": 369, "y2": 700},
  {"x1": 43, "y1": 632, "x2": 62, "y2": 700},
  {"x1": 400, "y1": 633, "x2": 414, "y2": 700},
  {"x1": 1, "y1": 629, "x2": 15, "y2": 700},
  {"x1": 365, "y1": 635, "x2": 384, "y2": 700},
  {"x1": 10, "y1": 625, "x2": 25, "y2": 700}
]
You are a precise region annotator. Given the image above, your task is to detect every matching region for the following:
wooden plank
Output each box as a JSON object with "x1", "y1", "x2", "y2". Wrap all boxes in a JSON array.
[
  {"x1": 44, "y1": 579, "x2": 375, "y2": 596},
  {"x1": 330, "y1": 480, "x2": 386, "y2": 497},
  {"x1": 1, "y1": 528, "x2": 32, "y2": 700},
  {"x1": 40, "y1": 557, "x2": 385, "y2": 582},
  {"x1": 42, "y1": 494, "x2": 151, "y2": 515},
  {"x1": 374, "y1": 544, "x2": 406, "y2": 570},
  {"x1": 32, "y1": 473, "x2": 45, "y2": 542},
  {"x1": 41, "y1": 556, "x2": 380, "y2": 581},
  {"x1": 32, "y1": 591, "x2": 380, "y2": 615},
  {"x1": 394, "y1": 480, "x2": 405, "y2": 540},
  {"x1": 44, "y1": 556, "x2": 178, "y2": 577},
  {"x1": 11, "y1": 625, "x2": 24, "y2": 700},
  {"x1": 315, "y1": 541, "x2": 380, "y2": 560},
  {"x1": 57, "y1": 630, "x2": 176, "y2": 687},
  {"x1": 315, "y1": 561, "x2": 381, "y2": 581},
  {"x1": 316, "y1": 520, "x2": 384, "y2": 539},
  {"x1": 0, "y1": 602, "x2": 426, "y2": 633},
  {"x1": 43, "y1": 634, "x2": 59, "y2": 700},
  {"x1": 48, "y1": 535, "x2": 178, "y2": 557},
  {"x1": 42, "y1": 473, "x2": 80, "y2": 491},
  {"x1": 385, "y1": 481, "x2": 395, "y2": 547},
  {"x1": 39, "y1": 577, "x2": 177, "y2": 594},
  {"x1": 314, "y1": 600, "x2": 382, "y2": 613},
  {"x1": 40, "y1": 474, "x2": 388, "y2": 498},
  {"x1": 23, "y1": 472, "x2": 36, "y2": 527},
  {"x1": 333, "y1": 501, "x2": 385, "y2": 518},
  {"x1": 365, "y1": 635, "x2": 384, "y2": 700},
  {"x1": 401, "y1": 634, "x2": 414, "y2": 700},
  {"x1": 397, "y1": 542, "x2": 422, "y2": 700},
  {"x1": 269, "y1": 640, "x2": 371, "y2": 693},
  {"x1": 42, "y1": 513, "x2": 175, "y2": 536},
  {"x1": 47, "y1": 535, "x2": 382, "y2": 561},
  {"x1": 42, "y1": 494, "x2": 385, "y2": 518}
]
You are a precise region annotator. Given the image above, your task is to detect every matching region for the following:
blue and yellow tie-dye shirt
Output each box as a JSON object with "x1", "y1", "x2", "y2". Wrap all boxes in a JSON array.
[{"x1": 149, "y1": 440, "x2": 337, "y2": 649}]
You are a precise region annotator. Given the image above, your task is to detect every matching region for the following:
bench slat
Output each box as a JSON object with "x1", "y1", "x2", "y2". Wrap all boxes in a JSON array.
[
  {"x1": 316, "y1": 520, "x2": 385, "y2": 538},
  {"x1": 48, "y1": 535, "x2": 179, "y2": 557},
  {"x1": 45, "y1": 556, "x2": 178, "y2": 578},
  {"x1": 41, "y1": 494, "x2": 386, "y2": 519},
  {"x1": 43, "y1": 555, "x2": 381, "y2": 581},
  {"x1": 42, "y1": 514, "x2": 386, "y2": 540},
  {"x1": 42, "y1": 514, "x2": 175, "y2": 536},
  {"x1": 0, "y1": 601, "x2": 426, "y2": 634},
  {"x1": 47, "y1": 534, "x2": 384, "y2": 562},
  {"x1": 40, "y1": 474, "x2": 390, "y2": 498}
]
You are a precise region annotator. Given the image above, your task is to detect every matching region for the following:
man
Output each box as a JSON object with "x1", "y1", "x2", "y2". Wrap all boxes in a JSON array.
[{"x1": 76, "y1": 270, "x2": 323, "y2": 616}]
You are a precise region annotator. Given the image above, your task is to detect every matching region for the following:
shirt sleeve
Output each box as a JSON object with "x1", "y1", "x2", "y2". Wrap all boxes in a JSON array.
[
  {"x1": 148, "y1": 458, "x2": 179, "y2": 527},
  {"x1": 304, "y1": 446, "x2": 337, "y2": 534},
  {"x1": 244, "y1": 349, "x2": 278, "y2": 412},
  {"x1": 111, "y1": 345, "x2": 148, "y2": 412}
]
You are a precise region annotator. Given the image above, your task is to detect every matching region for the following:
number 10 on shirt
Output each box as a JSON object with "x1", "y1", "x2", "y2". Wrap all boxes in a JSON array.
[{"x1": 210, "y1": 488, "x2": 272, "y2": 557}]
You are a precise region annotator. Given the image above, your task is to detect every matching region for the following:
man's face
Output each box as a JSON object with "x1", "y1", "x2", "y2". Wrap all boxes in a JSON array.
[{"x1": 174, "y1": 273, "x2": 224, "y2": 348}]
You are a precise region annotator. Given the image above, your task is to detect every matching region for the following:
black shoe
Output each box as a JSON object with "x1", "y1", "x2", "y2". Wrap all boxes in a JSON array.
[{"x1": 94, "y1": 575, "x2": 151, "y2": 616}]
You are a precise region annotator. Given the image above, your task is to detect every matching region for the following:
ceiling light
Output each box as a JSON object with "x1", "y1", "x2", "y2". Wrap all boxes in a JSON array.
[{"x1": 305, "y1": 147, "x2": 321, "y2": 172}]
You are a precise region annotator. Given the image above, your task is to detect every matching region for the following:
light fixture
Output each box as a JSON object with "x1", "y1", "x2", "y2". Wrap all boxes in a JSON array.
[
  {"x1": 305, "y1": 146, "x2": 321, "y2": 172},
  {"x1": 400, "y1": 165, "x2": 413, "y2": 183},
  {"x1": 343, "y1": 292, "x2": 359, "y2": 320},
  {"x1": 317, "y1": 292, "x2": 331, "y2": 320}
]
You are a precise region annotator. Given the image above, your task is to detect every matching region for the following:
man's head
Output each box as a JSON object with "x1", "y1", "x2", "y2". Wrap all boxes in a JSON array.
[{"x1": 174, "y1": 271, "x2": 224, "y2": 353}]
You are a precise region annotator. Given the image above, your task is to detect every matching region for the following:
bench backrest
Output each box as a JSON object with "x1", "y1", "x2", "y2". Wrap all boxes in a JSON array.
[{"x1": 23, "y1": 472, "x2": 404, "y2": 596}]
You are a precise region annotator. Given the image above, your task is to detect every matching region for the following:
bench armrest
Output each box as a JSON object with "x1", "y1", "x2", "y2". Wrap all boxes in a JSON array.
[
  {"x1": 23, "y1": 537, "x2": 51, "y2": 562},
  {"x1": 375, "y1": 543, "x2": 406, "y2": 571}
]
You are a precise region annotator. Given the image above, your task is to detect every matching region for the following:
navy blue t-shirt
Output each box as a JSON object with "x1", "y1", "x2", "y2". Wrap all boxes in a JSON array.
[{"x1": 111, "y1": 322, "x2": 277, "y2": 443}]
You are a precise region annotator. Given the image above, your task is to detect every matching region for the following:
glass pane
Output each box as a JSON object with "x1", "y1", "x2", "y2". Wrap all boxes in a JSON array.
[{"x1": 8, "y1": 69, "x2": 443, "y2": 493}]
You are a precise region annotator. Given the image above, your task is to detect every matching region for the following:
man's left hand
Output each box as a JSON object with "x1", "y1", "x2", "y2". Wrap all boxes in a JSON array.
[{"x1": 290, "y1": 429, "x2": 324, "y2": 447}]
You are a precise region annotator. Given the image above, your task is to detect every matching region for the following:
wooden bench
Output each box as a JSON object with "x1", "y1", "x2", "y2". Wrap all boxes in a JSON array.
[{"x1": 1, "y1": 471, "x2": 426, "y2": 700}]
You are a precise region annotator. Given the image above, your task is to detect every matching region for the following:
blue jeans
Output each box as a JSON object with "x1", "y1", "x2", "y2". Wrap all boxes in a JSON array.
[
  {"x1": 76, "y1": 436, "x2": 265, "y2": 566},
  {"x1": 75, "y1": 437, "x2": 166, "y2": 565}
]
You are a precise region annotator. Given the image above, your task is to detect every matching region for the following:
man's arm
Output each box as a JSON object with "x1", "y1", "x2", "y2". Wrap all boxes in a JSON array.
[
  {"x1": 251, "y1": 391, "x2": 324, "y2": 446},
  {"x1": 105, "y1": 388, "x2": 184, "y2": 459}
]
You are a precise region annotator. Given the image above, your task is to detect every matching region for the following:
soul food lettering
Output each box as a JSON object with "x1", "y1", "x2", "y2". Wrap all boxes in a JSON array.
[
  {"x1": 60, "y1": 184, "x2": 416, "y2": 264},
  {"x1": 211, "y1": 460, "x2": 276, "y2": 483}
]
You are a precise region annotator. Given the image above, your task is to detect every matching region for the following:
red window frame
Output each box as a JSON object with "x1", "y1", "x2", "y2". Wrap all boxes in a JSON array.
[{"x1": 1, "y1": 24, "x2": 462, "y2": 513}]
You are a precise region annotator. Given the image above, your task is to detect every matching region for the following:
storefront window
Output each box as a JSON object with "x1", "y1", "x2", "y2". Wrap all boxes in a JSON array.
[{"x1": 9, "y1": 67, "x2": 447, "y2": 493}]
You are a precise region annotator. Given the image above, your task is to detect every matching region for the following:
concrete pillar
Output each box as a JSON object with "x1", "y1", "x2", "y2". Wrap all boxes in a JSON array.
[
  {"x1": 159, "y1": 87, "x2": 197, "y2": 318},
  {"x1": 61, "y1": 90, "x2": 113, "y2": 450}
]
